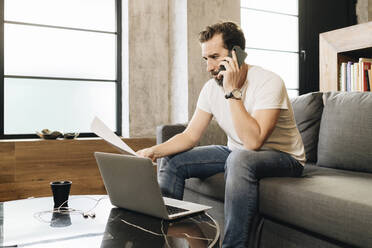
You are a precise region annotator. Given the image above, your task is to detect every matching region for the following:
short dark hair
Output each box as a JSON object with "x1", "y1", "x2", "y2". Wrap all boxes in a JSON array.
[{"x1": 199, "y1": 21, "x2": 246, "y2": 50}]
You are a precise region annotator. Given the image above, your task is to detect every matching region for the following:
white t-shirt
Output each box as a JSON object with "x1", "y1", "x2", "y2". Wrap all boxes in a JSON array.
[{"x1": 197, "y1": 65, "x2": 306, "y2": 165}]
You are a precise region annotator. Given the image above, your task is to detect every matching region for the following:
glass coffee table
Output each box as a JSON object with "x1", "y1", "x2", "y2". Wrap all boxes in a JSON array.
[{"x1": 0, "y1": 195, "x2": 220, "y2": 247}]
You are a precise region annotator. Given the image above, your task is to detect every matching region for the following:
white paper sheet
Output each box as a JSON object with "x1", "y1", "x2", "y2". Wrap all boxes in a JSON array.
[{"x1": 90, "y1": 117, "x2": 137, "y2": 156}]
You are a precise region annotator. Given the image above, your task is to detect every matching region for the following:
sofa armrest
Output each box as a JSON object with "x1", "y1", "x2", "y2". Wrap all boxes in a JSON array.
[{"x1": 156, "y1": 124, "x2": 187, "y2": 144}]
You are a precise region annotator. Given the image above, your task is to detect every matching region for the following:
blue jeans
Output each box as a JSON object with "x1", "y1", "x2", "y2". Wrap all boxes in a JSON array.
[{"x1": 158, "y1": 145, "x2": 304, "y2": 248}]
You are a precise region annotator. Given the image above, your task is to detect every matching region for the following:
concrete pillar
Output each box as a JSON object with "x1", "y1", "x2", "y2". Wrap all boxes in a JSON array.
[{"x1": 125, "y1": 0, "x2": 170, "y2": 137}]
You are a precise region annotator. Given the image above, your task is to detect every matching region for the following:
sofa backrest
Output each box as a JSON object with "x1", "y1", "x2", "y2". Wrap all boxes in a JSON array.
[
  {"x1": 317, "y1": 92, "x2": 372, "y2": 173},
  {"x1": 199, "y1": 119, "x2": 227, "y2": 146},
  {"x1": 291, "y1": 92, "x2": 324, "y2": 163}
]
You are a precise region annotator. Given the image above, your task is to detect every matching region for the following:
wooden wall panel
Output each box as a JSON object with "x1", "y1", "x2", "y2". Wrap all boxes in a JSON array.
[
  {"x1": 0, "y1": 138, "x2": 155, "y2": 202},
  {"x1": 0, "y1": 143, "x2": 15, "y2": 183},
  {"x1": 13, "y1": 176, "x2": 106, "y2": 200}
]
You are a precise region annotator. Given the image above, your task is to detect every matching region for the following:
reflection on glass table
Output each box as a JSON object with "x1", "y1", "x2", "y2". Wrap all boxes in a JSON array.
[
  {"x1": 0, "y1": 195, "x2": 220, "y2": 248},
  {"x1": 101, "y1": 207, "x2": 219, "y2": 248}
]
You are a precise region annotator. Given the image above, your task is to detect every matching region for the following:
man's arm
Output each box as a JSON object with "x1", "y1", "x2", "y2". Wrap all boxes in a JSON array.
[
  {"x1": 137, "y1": 108, "x2": 212, "y2": 161},
  {"x1": 219, "y1": 50, "x2": 281, "y2": 151},
  {"x1": 228, "y1": 100, "x2": 280, "y2": 150}
]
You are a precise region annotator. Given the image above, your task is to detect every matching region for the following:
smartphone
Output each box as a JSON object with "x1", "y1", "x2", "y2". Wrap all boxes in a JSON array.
[{"x1": 219, "y1": 45, "x2": 247, "y2": 72}]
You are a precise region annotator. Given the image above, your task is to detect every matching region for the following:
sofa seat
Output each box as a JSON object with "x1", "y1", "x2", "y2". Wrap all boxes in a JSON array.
[
  {"x1": 185, "y1": 164, "x2": 372, "y2": 247},
  {"x1": 260, "y1": 165, "x2": 372, "y2": 247},
  {"x1": 185, "y1": 173, "x2": 225, "y2": 201}
]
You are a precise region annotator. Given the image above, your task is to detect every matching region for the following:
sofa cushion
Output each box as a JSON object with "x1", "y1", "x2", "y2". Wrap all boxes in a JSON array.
[
  {"x1": 185, "y1": 172, "x2": 225, "y2": 201},
  {"x1": 317, "y1": 92, "x2": 372, "y2": 172},
  {"x1": 185, "y1": 162, "x2": 316, "y2": 202},
  {"x1": 291, "y1": 92, "x2": 323, "y2": 163},
  {"x1": 259, "y1": 165, "x2": 372, "y2": 247},
  {"x1": 260, "y1": 218, "x2": 342, "y2": 248}
]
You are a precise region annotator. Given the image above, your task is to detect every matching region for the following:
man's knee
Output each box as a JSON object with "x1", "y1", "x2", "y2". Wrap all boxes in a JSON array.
[
  {"x1": 225, "y1": 149, "x2": 263, "y2": 179},
  {"x1": 159, "y1": 156, "x2": 171, "y2": 170},
  {"x1": 158, "y1": 154, "x2": 187, "y2": 177},
  {"x1": 158, "y1": 156, "x2": 181, "y2": 199}
]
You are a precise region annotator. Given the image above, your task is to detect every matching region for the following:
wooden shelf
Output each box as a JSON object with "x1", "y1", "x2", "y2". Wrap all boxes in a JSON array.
[{"x1": 319, "y1": 21, "x2": 372, "y2": 91}]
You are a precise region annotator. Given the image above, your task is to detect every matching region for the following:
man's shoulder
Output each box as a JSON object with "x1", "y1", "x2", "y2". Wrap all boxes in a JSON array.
[
  {"x1": 247, "y1": 65, "x2": 284, "y2": 88},
  {"x1": 248, "y1": 65, "x2": 282, "y2": 81}
]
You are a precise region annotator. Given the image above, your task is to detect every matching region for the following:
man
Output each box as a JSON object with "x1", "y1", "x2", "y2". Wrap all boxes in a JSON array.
[{"x1": 137, "y1": 21, "x2": 305, "y2": 247}]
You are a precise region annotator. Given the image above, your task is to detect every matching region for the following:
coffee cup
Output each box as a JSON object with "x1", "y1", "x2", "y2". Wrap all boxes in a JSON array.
[{"x1": 50, "y1": 181, "x2": 72, "y2": 209}]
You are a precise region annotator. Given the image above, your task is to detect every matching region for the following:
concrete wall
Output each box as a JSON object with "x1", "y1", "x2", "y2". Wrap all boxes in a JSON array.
[
  {"x1": 124, "y1": 0, "x2": 240, "y2": 137},
  {"x1": 186, "y1": 0, "x2": 240, "y2": 118},
  {"x1": 357, "y1": 0, "x2": 368, "y2": 23},
  {"x1": 357, "y1": 0, "x2": 372, "y2": 23}
]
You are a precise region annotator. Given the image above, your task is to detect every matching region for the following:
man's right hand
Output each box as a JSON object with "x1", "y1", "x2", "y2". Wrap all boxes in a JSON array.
[{"x1": 137, "y1": 147, "x2": 158, "y2": 162}]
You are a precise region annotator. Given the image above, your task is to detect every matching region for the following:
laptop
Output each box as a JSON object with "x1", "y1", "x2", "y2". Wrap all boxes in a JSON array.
[{"x1": 94, "y1": 152, "x2": 211, "y2": 220}]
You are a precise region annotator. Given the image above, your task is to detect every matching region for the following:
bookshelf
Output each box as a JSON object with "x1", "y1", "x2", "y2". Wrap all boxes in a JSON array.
[{"x1": 319, "y1": 21, "x2": 372, "y2": 91}]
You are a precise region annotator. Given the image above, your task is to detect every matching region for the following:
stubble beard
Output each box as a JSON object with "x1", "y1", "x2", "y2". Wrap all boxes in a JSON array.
[{"x1": 211, "y1": 70, "x2": 223, "y2": 87}]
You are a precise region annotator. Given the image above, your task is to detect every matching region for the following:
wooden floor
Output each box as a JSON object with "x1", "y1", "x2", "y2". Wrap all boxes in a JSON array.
[{"x1": 0, "y1": 138, "x2": 155, "y2": 202}]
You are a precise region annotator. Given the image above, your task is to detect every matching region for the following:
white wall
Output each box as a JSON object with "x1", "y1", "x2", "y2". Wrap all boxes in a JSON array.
[{"x1": 169, "y1": 0, "x2": 188, "y2": 124}]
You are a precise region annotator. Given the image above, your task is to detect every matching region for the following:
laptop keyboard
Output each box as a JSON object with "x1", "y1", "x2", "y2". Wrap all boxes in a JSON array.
[{"x1": 165, "y1": 205, "x2": 188, "y2": 215}]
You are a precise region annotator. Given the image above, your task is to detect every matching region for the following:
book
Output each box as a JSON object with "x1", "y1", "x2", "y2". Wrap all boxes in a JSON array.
[
  {"x1": 359, "y1": 61, "x2": 363, "y2": 91},
  {"x1": 362, "y1": 62, "x2": 371, "y2": 91},
  {"x1": 346, "y1": 62, "x2": 352, "y2": 91},
  {"x1": 359, "y1": 58, "x2": 372, "y2": 91},
  {"x1": 344, "y1": 59, "x2": 372, "y2": 92},
  {"x1": 359, "y1": 58, "x2": 372, "y2": 63},
  {"x1": 354, "y1": 63, "x2": 359, "y2": 91},
  {"x1": 340, "y1": 62, "x2": 347, "y2": 91},
  {"x1": 350, "y1": 63, "x2": 355, "y2": 91},
  {"x1": 354, "y1": 62, "x2": 362, "y2": 91},
  {"x1": 368, "y1": 69, "x2": 372, "y2": 92}
]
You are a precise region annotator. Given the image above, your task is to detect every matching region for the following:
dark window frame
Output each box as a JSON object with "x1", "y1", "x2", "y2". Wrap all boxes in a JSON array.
[
  {"x1": 0, "y1": 0, "x2": 122, "y2": 139},
  {"x1": 298, "y1": 0, "x2": 357, "y2": 95}
]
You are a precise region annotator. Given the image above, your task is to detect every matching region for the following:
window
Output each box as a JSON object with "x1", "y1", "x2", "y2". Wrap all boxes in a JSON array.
[
  {"x1": 240, "y1": 0, "x2": 299, "y2": 98},
  {"x1": 1, "y1": 0, "x2": 121, "y2": 138}
]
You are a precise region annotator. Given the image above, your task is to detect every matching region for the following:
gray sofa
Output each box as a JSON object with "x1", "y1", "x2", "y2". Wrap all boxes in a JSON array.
[{"x1": 157, "y1": 92, "x2": 372, "y2": 248}]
